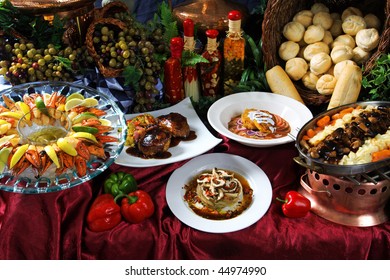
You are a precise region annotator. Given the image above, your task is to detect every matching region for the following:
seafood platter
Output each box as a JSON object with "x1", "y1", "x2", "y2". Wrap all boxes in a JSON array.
[{"x1": 0, "y1": 81, "x2": 127, "y2": 193}]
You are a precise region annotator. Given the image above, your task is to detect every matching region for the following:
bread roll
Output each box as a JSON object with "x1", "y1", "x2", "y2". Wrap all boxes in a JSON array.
[
  {"x1": 279, "y1": 41, "x2": 300, "y2": 61},
  {"x1": 364, "y1": 14, "x2": 381, "y2": 30},
  {"x1": 322, "y1": 31, "x2": 334, "y2": 46},
  {"x1": 332, "y1": 34, "x2": 356, "y2": 49},
  {"x1": 265, "y1": 65, "x2": 305, "y2": 104},
  {"x1": 329, "y1": 19, "x2": 343, "y2": 37},
  {"x1": 355, "y1": 28, "x2": 380, "y2": 52},
  {"x1": 330, "y1": 45, "x2": 353, "y2": 64},
  {"x1": 285, "y1": 57, "x2": 308, "y2": 80},
  {"x1": 327, "y1": 64, "x2": 362, "y2": 109},
  {"x1": 316, "y1": 74, "x2": 337, "y2": 95},
  {"x1": 313, "y1": 12, "x2": 334, "y2": 30},
  {"x1": 310, "y1": 52, "x2": 332, "y2": 75},
  {"x1": 342, "y1": 15, "x2": 367, "y2": 36},
  {"x1": 283, "y1": 21, "x2": 305, "y2": 42},
  {"x1": 304, "y1": 25, "x2": 325, "y2": 44},
  {"x1": 333, "y1": 60, "x2": 356, "y2": 79},
  {"x1": 302, "y1": 71, "x2": 319, "y2": 90},
  {"x1": 303, "y1": 42, "x2": 330, "y2": 61},
  {"x1": 341, "y1": 7, "x2": 363, "y2": 21},
  {"x1": 311, "y1": 3, "x2": 329, "y2": 14},
  {"x1": 293, "y1": 10, "x2": 313, "y2": 28},
  {"x1": 352, "y1": 47, "x2": 371, "y2": 64}
]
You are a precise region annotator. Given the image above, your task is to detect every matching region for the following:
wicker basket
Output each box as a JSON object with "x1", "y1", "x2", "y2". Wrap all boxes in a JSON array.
[
  {"x1": 95, "y1": 1, "x2": 130, "y2": 19},
  {"x1": 86, "y1": 17, "x2": 127, "y2": 78},
  {"x1": 262, "y1": 0, "x2": 390, "y2": 106}
]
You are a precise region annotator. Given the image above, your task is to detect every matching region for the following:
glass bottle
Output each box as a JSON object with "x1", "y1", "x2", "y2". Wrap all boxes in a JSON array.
[
  {"x1": 223, "y1": 10, "x2": 245, "y2": 95},
  {"x1": 182, "y1": 18, "x2": 201, "y2": 102},
  {"x1": 164, "y1": 37, "x2": 185, "y2": 105},
  {"x1": 200, "y1": 29, "x2": 222, "y2": 98}
]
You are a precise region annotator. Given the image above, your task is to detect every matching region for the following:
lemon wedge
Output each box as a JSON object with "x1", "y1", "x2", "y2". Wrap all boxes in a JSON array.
[
  {"x1": 0, "y1": 146, "x2": 12, "y2": 163},
  {"x1": 9, "y1": 143, "x2": 29, "y2": 169},
  {"x1": 0, "y1": 111, "x2": 24, "y2": 119},
  {"x1": 44, "y1": 145, "x2": 60, "y2": 168},
  {"x1": 57, "y1": 137, "x2": 78, "y2": 156},
  {"x1": 66, "y1": 92, "x2": 85, "y2": 102},
  {"x1": 81, "y1": 97, "x2": 99, "y2": 108},
  {"x1": 99, "y1": 119, "x2": 112, "y2": 127},
  {"x1": 15, "y1": 101, "x2": 31, "y2": 120},
  {"x1": 72, "y1": 132, "x2": 98, "y2": 143},
  {"x1": 65, "y1": 98, "x2": 84, "y2": 111}
]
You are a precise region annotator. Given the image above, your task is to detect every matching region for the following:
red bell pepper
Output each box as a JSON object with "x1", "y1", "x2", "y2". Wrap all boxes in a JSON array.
[
  {"x1": 86, "y1": 194, "x2": 122, "y2": 232},
  {"x1": 120, "y1": 190, "x2": 155, "y2": 223},
  {"x1": 276, "y1": 191, "x2": 311, "y2": 218}
]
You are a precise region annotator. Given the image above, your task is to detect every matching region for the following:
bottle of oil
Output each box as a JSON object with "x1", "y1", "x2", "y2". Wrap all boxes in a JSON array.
[
  {"x1": 164, "y1": 37, "x2": 185, "y2": 104},
  {"x1": 200, "y1": 29, "x2": 222, "y2": 98},
  {"x1": 223, "y1": 10, "x2": 245, "y2": 95}
]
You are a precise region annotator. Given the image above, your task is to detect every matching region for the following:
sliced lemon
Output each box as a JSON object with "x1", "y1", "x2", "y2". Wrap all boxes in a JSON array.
[
  {"x1": 66, "y1": 92, "x2": 85, "y2": 102},
  {"x1": 9, "y1": 143, "x2": 29, "y2": 169},
  {"x1": 99, "y1": 118, "x2": 112, "y2": 127},
  {"x1": 72, "y1": 125, "x2": 99, "y2": 134},
  {"x1": 0, "y1": 146, "x2": 12, "y2": 163},
  {"x1": 72, "y1": 132, "x2": 98, "y2": 144},
  {"x1": 0, "y1": 135, "x2": 16, "y2": 148},
  {"x1": 0, "y1": 111, "x2": 24, "y2": 119},
  {"x1": 64, "y1": 98, "x2": 84, "y2": 111},
  {"x1": 72, "y1": 112, "x2": 98, "y2": 124},
  {"x1": 15, "y1": 101, "x2": 31, "y2": 120},
  {"x1": 42, "y1": 93, "x2": 52, "y2": 105},
  {"x1": 0, "y1": 122, "x2": 12, "y2": 135},
  {"x1": 44, "y1": 145, "x2": 60, "y2": 168},
  {"x1": 81, "y1": 97, "x2": 99, "y2": 108},
  {"x1": 57, "y1": 137, "x2": 78, "y2": 156}
]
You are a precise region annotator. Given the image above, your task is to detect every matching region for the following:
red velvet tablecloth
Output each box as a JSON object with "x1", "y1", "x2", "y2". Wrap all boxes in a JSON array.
[{"x1": 0, "y1": 135, "x2": 389, "y2": 260}]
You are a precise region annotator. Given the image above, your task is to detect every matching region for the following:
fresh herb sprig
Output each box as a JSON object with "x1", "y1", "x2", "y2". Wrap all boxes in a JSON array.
[{"x1": 361, "y1": 53, "x2": 390, "y2": 101}]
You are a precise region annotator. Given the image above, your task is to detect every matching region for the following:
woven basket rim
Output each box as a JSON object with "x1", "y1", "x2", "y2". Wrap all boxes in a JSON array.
[
  {"x1": 86, "y1": 17, "x2": 127, "y2": 78},
  {"x1": 261, "y1": 0, "x2": 390, "y2": 106}
]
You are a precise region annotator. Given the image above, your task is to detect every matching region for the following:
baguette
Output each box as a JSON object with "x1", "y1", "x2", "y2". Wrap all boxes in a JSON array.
[
  {"x1": 327, "y1": 64, "x2": 362, "y2": 109},
  {"x1": 265, "y1": 65, "x2": 305, "y2": 104}
]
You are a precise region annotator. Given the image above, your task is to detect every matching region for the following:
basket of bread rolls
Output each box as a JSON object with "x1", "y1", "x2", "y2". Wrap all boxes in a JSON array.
[{"x1": 262, "y1": 0, "x2": 389, "y2": 108}]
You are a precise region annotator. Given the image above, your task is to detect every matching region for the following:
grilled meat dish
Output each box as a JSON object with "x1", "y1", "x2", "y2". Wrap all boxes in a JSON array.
[
  {"x1": 305, "y1": 106, "x2": 390, "y2": 164},
  {"x1": 137, "y1": 125, "x2": 172, "y2": 156},
  {"x1": 157, "y1": 112, "x2": 190, "y2": 138}
]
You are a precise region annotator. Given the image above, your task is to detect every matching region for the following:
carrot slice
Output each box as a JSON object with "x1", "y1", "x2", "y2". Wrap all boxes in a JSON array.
[
  {"x1": 372, "y1": 149, "x2": 390, "y2": 162},
  {"x1": 316, "y1": 115, "x2": 331, "y2": 128}
]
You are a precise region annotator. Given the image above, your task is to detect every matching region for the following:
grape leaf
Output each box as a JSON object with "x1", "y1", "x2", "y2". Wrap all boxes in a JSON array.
[
  {"x1": 181, "y1": 50, "x2": 209, "y2": 67},
  {"x1": 123, "y1": 65, "x2": 142, "y2": 91}
]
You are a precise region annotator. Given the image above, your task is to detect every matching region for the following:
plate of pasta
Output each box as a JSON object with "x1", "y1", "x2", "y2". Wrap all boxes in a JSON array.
[{"x1": 166, "y1": 153, "x2": 272, "y2": 233}]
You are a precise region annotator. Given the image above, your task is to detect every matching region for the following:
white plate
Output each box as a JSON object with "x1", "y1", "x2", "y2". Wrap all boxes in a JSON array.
[
  {"x1": 207, "y1": 92, "x2": 313, "y2": 147},
  {"x1": 166, "y1": 153, "x2": 272, "y2": 233},
  {"x1": 115, "y1": 98, "x2": 222, "y2": 167}
]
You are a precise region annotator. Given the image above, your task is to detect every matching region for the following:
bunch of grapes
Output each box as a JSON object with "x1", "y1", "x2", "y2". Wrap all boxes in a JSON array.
[
  {"x1": 0, "y1": 35, "x2": 94, "y2": 85},
  {"x1": 91, "y1": 11, "x2": 167, "y2": 113}
]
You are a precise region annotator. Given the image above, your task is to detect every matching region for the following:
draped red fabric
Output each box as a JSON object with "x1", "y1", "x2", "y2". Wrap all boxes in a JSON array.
[{"x1": 0, "y1": 135, "x2": 389, "y2": 260}]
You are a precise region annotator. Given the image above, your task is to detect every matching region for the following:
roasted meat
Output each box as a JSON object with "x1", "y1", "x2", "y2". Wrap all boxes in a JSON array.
[
  {"x1": 137, "y1": 125, "x2": 171, "y2": 156},
  {"x1": 157, "y1": 112, "x2": 190, "y2": 138}
]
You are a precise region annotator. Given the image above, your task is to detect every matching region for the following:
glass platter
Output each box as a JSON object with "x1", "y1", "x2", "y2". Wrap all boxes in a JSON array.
[{"x1": 0, "y1": 81, "x2": 127, "y2": 194}]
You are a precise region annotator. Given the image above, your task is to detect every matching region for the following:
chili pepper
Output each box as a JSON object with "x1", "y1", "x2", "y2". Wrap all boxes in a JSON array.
[
  {"x1": 86, "y1": 194, "x2": 122, "y2": 232},
  {"x1": 119, "y1": 190, "x2": 155, "y2": 224},
  {"x1": 276, "y1": 191, "x2": 311, "y2": 218},
  {"x1": 104, "y1": 171, "x2": 138, "y2": 197}
]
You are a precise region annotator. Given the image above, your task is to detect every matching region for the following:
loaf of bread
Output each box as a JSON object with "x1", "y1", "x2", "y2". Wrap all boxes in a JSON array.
[
  {"x1": 327, "y1": 63, "x2": 362, "y2": 109},
  {"x1": 265, "y1": 65, "x2": 305, "y2": 104}
]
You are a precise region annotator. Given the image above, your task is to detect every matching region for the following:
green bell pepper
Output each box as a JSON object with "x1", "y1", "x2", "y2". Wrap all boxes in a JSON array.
[{"x1": 104, "y1": 171, "x2": 138, "y2": 197}]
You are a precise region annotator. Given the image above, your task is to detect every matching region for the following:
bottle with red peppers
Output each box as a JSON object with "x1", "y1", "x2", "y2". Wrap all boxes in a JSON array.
[
  {"x1": 182, "y1": 18, "x2": 201, "y2": 102},
  {"x1": 164, "y1": 37, "x2": 185, "y2": 105},
  {"x1": 223, "y1": 10, "x2": 245, "y2": 95},
  {"x1": 200, "y1": 29, "x2": 222, "y2": 98}
]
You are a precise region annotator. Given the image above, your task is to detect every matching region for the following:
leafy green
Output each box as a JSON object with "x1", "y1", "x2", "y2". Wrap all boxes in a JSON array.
[
  {"x1": 123, "y1": 65, "x2": 143, "y2": 91},
  {"x1": 31, "y1": 15, "x2": 65, "y2": 49},
  {"x1": 361, "y1": 53, "x2": 390, "y2": 101},
  {"x1": 159, "y1": 1, "x2": 178, "y2": 46},
  {"x1": 181, "y1": 50, "x2": 209, "y2": 67}
]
